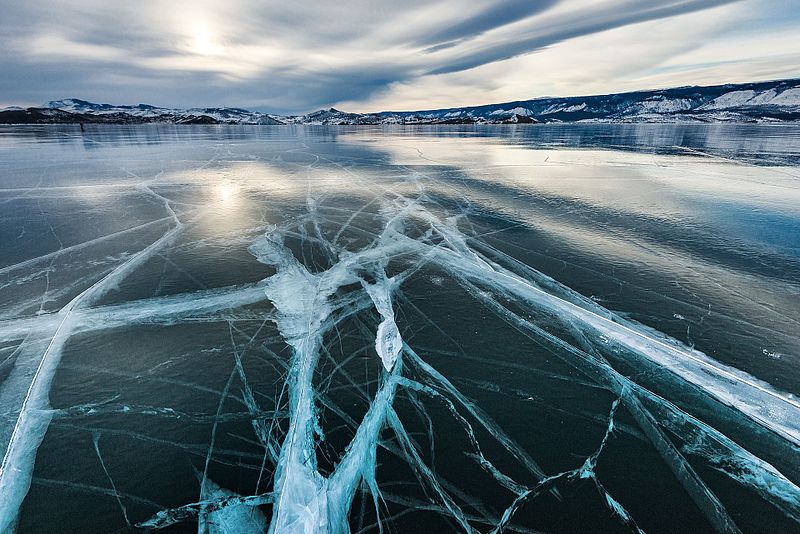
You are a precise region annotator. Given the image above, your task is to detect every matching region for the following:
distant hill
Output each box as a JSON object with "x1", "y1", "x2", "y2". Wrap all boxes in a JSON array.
[
  {"x1": 0, "y1": 99, "x2": 285, "y2": 125},
  {"x1": 377, "y1": 78, "x2": 800, "y2": 124},
  {"x1": 3, "y1": 78, "x2": 800, "y2": 125}
]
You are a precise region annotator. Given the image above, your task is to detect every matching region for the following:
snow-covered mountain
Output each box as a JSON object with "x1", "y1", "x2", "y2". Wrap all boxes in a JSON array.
[
  {"x1": 376, "y1": 78, "x2": 800, "y2": 124},
  {"x1": 24, "y1": 98, "x2": 284, "y2": 125},
  {"x1": 2, "y1": 78, "x2": 800, "y2": 125}
]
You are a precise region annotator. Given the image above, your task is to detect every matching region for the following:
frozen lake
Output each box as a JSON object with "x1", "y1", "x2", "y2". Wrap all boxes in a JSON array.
[{"x1": 0, "y1": 124, "x2": 799, "y2": 533}]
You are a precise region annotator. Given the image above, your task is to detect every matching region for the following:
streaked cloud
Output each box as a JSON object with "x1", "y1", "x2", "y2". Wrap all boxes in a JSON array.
[{"x1": 0, "y1": 0, "x2": 798, "y2": 113}]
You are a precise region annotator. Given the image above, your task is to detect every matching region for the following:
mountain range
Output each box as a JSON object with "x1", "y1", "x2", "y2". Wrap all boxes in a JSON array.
[{"x1": 2, "y1": 78, "x2": 800, "y2": 125}]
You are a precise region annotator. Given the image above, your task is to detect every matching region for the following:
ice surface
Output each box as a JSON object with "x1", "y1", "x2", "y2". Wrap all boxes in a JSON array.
[{"x1": 0, "y1": 125, "x2": 798, "y2": 532}]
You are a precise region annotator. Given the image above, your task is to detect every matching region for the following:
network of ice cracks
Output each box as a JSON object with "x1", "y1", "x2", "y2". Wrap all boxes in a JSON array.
[{"x1": 0, "y1": 158, "x2": 798, "y2": 534}]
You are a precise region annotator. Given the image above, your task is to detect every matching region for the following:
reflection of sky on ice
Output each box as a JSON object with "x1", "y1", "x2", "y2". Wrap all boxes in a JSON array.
[{"x1": 0, "y1": 124, "x2": 798, "y2": 533}]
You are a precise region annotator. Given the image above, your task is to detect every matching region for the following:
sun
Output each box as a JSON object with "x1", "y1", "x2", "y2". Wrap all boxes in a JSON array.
[{"x1": 189, "y1": 24, "x2": 225, "y2": 56}]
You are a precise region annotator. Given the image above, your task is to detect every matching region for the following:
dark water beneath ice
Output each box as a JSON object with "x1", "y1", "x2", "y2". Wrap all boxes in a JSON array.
[{"x1": 0, "y1": 123, "x2": 798, "y2": 533}]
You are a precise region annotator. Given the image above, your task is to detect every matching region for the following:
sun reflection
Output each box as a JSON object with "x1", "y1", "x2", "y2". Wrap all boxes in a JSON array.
[{"x1": 216, "y1": 181, "x2": 237, "y2": 202}]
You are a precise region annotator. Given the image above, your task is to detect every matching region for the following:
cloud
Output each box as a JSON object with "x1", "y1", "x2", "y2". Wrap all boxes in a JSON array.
[
  {"x1": 423, "y1": 0, "x2": 740, "y2": 75},
  {"x1": 416, "y1": 0, "x2": 560, "y2": 51},
  {"x1": 0, "y1": 0, "x2": 798, "y2": 113}
]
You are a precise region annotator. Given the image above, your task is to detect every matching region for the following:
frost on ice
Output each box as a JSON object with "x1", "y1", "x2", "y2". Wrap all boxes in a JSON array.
[{"x1": 0, "y1": 138, "x2": 798, "y2": 533}]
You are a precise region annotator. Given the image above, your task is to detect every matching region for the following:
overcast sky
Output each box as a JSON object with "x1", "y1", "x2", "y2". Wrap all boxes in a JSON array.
[{"x1": 1, "y1": 0, "x2": 799, "y2": 114}]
